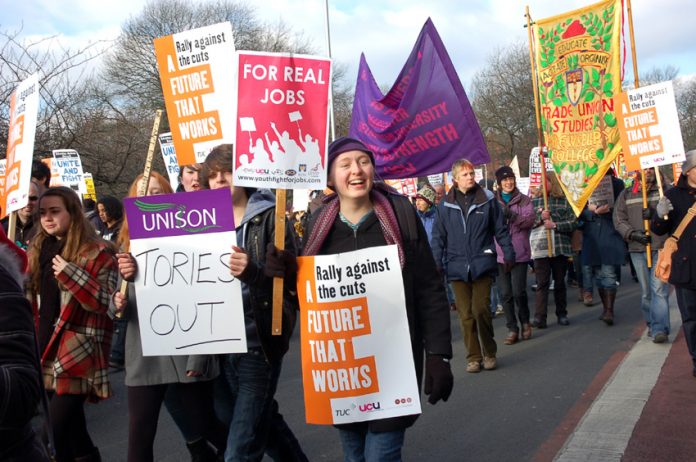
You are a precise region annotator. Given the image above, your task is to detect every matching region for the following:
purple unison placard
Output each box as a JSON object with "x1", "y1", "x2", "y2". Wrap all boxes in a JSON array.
[
  {"x1": 124, "y1": 188, "x2": 234, "y2": 240},
  {"x1": 349, "y1": 18, "x2": 489, "y2": 179}
]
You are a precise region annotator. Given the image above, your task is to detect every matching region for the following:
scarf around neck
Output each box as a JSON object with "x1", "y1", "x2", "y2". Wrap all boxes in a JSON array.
[{"x1": 303, "y1": 184, "x2": 405, "y2": 268}]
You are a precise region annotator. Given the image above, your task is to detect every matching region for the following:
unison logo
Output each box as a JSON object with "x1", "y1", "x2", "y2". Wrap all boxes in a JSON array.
[{"x1": 135, "y1": 200, "x2": 220, "y2": 233}]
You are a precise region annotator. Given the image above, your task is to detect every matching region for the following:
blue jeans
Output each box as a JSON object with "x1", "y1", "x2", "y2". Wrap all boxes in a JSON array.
[
  {"x1": 630, "y1": 252, "x2": 671, "y2": 335},
  {"x1": 490, "y1": 283, "x2": 501, "y2": 315},
  {"x1": 338, "y1": 426, "x2": 405, "y2": 462},
  {"x1": 215, "y1": 348, "x2": 281, "y2": 462},
  {"x1": 582, "y1": 265, "x2": 594, "y2": 293},
  {"x1": 588, "y1": 264, "x2": 617, "y2": 290}
]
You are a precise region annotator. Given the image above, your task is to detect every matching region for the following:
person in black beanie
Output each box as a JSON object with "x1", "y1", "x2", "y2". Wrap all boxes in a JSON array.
[{"x1": 302, "y1": 136, "x2": 453, "y2": 461}]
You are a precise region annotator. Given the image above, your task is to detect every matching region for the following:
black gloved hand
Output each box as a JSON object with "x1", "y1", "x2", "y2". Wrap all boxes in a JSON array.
[
  {"x1": 642, "y1": 207, "x2": 654, "y2": 220},
  {"x1": 629, "y1": 231, "x2": 651, "y2": 246},
  {"x1": 424, "y1": 355, "x2": 453, "y2": 405},
  {"x1": 264, "y1": 243, "x2": 298, "y2": 279},
  {"x1": 503, "y1": 260, "x2": 515, "y2": 273}
]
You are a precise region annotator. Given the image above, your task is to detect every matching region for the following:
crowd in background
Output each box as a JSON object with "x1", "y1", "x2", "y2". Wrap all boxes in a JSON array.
[{"x1": 2, "y1": 144, "x2": 696, "y2": 462}]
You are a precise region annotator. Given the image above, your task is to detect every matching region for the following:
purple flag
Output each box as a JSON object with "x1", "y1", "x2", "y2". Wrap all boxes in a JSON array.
[{"x1": 349, "y1": 18, "x2": 489, "y2": 179}]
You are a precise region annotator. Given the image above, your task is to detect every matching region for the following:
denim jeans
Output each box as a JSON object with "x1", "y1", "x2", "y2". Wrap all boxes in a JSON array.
[
  {"x1": 338, "y1": 426, "x2": 405, "y2": 462},
  {"x1": 215, "y1": 348, "x2": 281, "y2": 462},
  {"x1": 490, "y1": 283, "x2": 501, "y2": 315},
  {"x1": 630, "y1": 251, "x2": 671, "y2": 335},
  {"x1": 588, "y1": 264, "x2": 617, "y2": 290},
  {"x1": 497, "y1": 262, "x2": 530, "y2": 332},
  {"x1": 675, "y1": 287, "x2": 696, "y2": 372},
  {"x1": 582, "y1": 265, "x2": 594, "y2": 293}
]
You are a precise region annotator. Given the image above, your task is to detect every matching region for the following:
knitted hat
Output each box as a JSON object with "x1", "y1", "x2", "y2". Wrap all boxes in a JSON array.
[
  {"x1": 682, "y1": 149, "x2": 696, "y2": 174},
  {"x1": 495, "y1": 166, "x2": 515, "y2": 184},
  {"x1": 415, "y1": 185, "x2": 436, "y2": 206},
  {"x1": 327, "y1": 137, "x2": 374, "y2": 170},
  {"x1": 0, "y1": 226, "x2": 28, "y2": 273}
]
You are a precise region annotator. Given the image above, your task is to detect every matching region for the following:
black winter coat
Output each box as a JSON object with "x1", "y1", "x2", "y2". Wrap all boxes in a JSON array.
[
  {"x1": 432, "y1": 184, "x2": 515, "y2": 281},
  {"x1": 0, "y1": 249, "x2": 48, "y2": 461},
  {"x1": 240, "y1": 196, "x2": 299, "y2": 365},
  {"x1": 651, "y1": 175, "x2": 696, "y2": 289},
  {"x1": 304, "y1": 192, "x2": 452, "y2": 432}
]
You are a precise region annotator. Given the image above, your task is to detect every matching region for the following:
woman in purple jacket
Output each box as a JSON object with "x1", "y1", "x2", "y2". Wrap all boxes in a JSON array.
[{"x1": 494, "y1": 167, "x2": 535, "y2": 344}]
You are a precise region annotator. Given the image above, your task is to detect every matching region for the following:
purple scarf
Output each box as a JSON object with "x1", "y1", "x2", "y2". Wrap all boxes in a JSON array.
[{"x1": 303, "y1": 185, "x2": 406, "y2": 268}]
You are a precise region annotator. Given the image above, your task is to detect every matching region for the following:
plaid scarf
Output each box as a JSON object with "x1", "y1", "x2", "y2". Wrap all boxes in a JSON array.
[{"x1": 303, "y1": 185, "x2": 405, "y2": 268}]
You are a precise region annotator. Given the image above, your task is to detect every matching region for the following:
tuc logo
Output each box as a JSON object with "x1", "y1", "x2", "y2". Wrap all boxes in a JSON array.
[{"x1": 358, "y1": 402, "x2": 381, "y2": 412}]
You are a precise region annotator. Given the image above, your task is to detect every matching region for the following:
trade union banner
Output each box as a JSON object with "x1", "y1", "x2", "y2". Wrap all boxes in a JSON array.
[
  {"x1": 533, "y1": 0, "x2": 622, "y2": 215},
  {"x1": 233, "y1": 52, "x2": 331, "y2": 189},
  {"x1": 297, "y1": 245, "x2": 421, "y2": 425},
  {"x1": 349, "y1": 18, "x2": 489, "y2": 180},
  {"x1": 154, "y1": 22, "x2": 236, "y2": 165},
  {"x1": 123, "y1": 188, "x2": 246, "y2": 356},
  {"x1": 2, "y1": 73, "x2": 40, "y2": 219}
]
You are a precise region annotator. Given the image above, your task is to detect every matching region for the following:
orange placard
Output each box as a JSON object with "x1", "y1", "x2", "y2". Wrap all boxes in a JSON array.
[
  {"x1": 297, "y1": 246, "x2": 421, "y2": 425},
  {"x1": 153, "y1": 22, "x2": 235, "y2": 165},
  {"x1": 616, "y1": 92, "x2": 663, "y2": 172}
]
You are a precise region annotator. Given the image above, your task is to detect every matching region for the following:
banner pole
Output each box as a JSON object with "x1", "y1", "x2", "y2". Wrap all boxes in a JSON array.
[
  {"x1": 526, "y1": 6, "x2": 553, "y2": 257},
  {"x1": 271, "y1": 190, "x2": 286, "y2": 336},
  {"x1": 324, "y1": 0, "x2": 336, "y2": 142},
  {"x1": 625, "y1": 0, "x2": 652, "y2": 266},
  {"x1": 117, "y1": 109, "x2": 163, "y2": 315}
]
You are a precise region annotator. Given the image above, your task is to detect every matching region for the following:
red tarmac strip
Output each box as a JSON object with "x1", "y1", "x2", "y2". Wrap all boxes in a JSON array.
[{"x1": 622, "y1": 330, "x2": 696, "y2": 462}]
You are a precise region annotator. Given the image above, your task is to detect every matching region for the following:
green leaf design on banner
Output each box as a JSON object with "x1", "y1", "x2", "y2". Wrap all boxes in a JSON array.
[
  {"x1": 595, "y1": 148, "x2": 605, "y2": 161},
  {"x1": 134, "y1": 199, "x2": 177, "y2": 213},
  {"x1": 602, "y1": 79, "x2": 613, "y2": 95},
  {"x1": 604, "y1": 112, "x2": 617, "y2": 127}
]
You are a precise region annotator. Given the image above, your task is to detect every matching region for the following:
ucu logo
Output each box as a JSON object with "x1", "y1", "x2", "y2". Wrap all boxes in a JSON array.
[{"x1": 358, "y1": 402, "x2": 381, "y2": 412}]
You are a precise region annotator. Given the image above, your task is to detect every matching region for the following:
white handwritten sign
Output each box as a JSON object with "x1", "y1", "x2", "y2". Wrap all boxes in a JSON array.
[{"x1": 123, "y1": 188, "x2": 246, "y2": 355}]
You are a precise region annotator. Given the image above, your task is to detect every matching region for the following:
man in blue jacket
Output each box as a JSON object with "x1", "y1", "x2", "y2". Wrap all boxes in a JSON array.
[{"x1": 432, "y1": 159, "x2": 515, "y2": 373}]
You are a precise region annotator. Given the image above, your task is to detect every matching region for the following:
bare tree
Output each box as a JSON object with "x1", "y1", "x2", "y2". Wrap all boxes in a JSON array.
[
  {"x1": 470, "y1": 42, "x2": 537, "y2": 174},
  {"x1": 0, "y1": 26, "x2": 107, "y2": 156},
  {"x1": 102, "y1": 0, "x2": 314, "y2": 111}
]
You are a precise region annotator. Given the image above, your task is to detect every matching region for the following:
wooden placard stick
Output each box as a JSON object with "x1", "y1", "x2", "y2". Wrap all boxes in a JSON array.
[
  {"x1": 272, "y1": 189, "x2": 287, "y2": 336},
  {"x1": 116, "y1": 109, "x2": 164, "y2": 309},
  {"x1": 626, "y1": 0, "x2": 654, "y2": 267},
  {"x1": 639, "y1": 169, "x2": 652, "y2": 267},
  {"x1": 7, "y1": 211, "x2": 17, "y2": 243},
  {"x1": 525, "y1": 6, "x2": 553, "y2": 257}
]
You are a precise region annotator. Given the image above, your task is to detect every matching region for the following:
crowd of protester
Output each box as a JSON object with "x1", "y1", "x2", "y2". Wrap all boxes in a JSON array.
[{"x1": 1, "y1": 145, "x2": 695, "y2": 462}]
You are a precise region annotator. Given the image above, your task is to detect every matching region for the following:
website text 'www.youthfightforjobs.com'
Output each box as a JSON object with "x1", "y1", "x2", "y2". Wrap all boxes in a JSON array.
[{"x1": 235, "y1": 174, "x2": 324, "y2": 185}]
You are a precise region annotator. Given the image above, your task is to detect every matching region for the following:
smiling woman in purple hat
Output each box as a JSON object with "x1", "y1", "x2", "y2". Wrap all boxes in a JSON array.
[{"x1": 302, "y1": 136, "x2": 453, "y2": 461}]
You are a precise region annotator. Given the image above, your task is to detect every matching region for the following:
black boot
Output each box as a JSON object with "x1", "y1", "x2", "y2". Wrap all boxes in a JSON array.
[
  {"x1": 186, "y1": 438, "x2": 218, "y2": 462},
  {"x1": 603, "y1": 289, "x2": 616, "y2": 326},
  {"x1": 597, "y1": 288, "x2": 607, "y2": 321},
  {"x1": 74, "y1": 447, "x2": 101, "y2": 462}
]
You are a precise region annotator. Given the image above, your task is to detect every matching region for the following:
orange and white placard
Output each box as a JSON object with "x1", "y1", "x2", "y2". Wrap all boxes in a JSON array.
[
  {"x1": 616, "y1": 81, "x2": 685, "y2": 172},
  {"x1": 2, "y1": 73, "x2": 40, "y2": 219},
  {"x1": 297, "y1": 245, "x2": 421, "y2": 425},
  {"x1": 154, "y1": 22, "x2": 236, "y2": 165}
]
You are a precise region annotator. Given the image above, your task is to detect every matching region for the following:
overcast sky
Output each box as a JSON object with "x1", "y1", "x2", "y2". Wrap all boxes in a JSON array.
[{"x1": 2, "y1": 0, "x2": 694, "y2": 91}]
